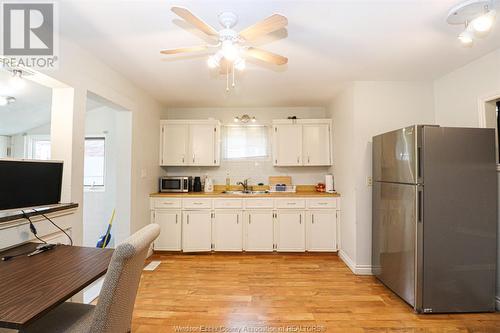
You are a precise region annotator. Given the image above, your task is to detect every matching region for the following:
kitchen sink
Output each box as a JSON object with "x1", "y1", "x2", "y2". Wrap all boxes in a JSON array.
[{"x1": 222, "y1": 190, "x2": 270, "y2": 195}]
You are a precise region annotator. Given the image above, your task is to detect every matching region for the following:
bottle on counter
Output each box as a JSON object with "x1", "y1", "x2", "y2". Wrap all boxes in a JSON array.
[
  {"x1": 204, "y1": 174, "x2": 214, "y2": 193},
  {"x1": 225, "y1": 172, "x2": 231, "y2": 191}
]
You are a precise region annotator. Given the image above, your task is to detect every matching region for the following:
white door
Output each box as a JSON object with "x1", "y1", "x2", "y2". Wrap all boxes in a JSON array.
[
  {"x1": 273, "y1": 124, "x2": 302, "y2": 166},
  {"x1": 213, "y1": 210, "x2": 243, "y2": 251},
  {"x1": 303, "y1": 123, "x2": 331, "y2": 166},
  {"x1": 307, "y1": 210, "x2": 337, "y2": 251},
  {"x1": 245, "y1": 210, "x2": 274, "y2": 251},
  {"x1": 161, "y1": 123, "x2": 188, "y2": 166},
  {"x1": 154, "y1": 210, "x2": 181, "y2": 251},
  {"x1": 276, "y1": 210, "x2": 305, "y2": 252},
  {"x1": 182, "y1": 211, "x2": 212, "y2": 252},
  {"x1": 189, "y1": 124, "x2": 216, "y2": 166}
]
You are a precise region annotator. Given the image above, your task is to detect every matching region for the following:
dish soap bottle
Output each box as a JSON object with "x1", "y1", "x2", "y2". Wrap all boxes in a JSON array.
[
  {"x1": 204, "y1": 174, "x2": 214, "y2": 193},
  {"x1": 225, "y1": 172, "x2": 231, "y2": 191}
]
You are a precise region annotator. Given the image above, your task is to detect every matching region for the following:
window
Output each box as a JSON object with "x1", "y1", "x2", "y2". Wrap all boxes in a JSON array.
[
  {"x1": 26, "y1": 135, "x2": 51, "y2": 160},
  {"x1": 223, "y1": 125, "x2": 269, "y2": 160},
  {"x1": 84, "y1": 137, "x2": 106, "y2": 188}
]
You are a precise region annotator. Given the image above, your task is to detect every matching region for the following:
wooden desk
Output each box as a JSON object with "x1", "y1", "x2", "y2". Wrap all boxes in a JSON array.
[{"x1": 0, "y1": 243, "x2": 113, "y2": 329}]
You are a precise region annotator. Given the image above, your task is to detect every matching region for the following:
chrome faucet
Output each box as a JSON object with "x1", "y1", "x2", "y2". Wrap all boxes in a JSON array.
[{"x1": 236, "y1": 178, "x2": 251, "y2": 192}]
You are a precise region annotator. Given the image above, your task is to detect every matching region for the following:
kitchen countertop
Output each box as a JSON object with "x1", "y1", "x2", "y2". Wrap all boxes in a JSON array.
[{"x1": 150, "y1": 191, "x2": 341, "y2": 198}]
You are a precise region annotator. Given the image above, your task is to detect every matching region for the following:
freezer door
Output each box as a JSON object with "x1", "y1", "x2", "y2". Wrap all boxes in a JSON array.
[
  {"x1": 372, "y1": 181, "x2": 417, "y2": 307},
  {"x1": 421, "y1": 126, "x2": 497, "y2": 313},
  {"x1": 373, "y1": 126, "x2": 418, "y2": 184}
]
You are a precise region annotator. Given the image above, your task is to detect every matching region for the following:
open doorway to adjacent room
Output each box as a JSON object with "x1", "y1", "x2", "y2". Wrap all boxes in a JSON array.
[
  {"x1": 481, "y1": 95, "x2": 500, "y2": 168},
  {"x1": 82, "y1": 92, "x2": 132, "y2": 303}
]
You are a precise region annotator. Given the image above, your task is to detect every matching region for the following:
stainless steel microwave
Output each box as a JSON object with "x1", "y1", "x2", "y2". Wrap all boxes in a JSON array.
[{"x1": 159, "y1": 176, "x2": 191, "y2": 193}]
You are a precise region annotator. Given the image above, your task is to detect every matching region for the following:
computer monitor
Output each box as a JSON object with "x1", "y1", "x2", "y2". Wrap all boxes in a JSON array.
[{"x1": 0, "y1": 159, "x2": 64, "y2": 211}]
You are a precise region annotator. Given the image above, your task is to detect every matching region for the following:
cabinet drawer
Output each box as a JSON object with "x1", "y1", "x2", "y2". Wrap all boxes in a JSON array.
[
  {"x1": 245, "y1": 198, "x2": 274, "y2": 209},
  {"x1": 214, "y1": 198, "x2": 243, "y2": 209},
  {"x1": 154, "y1": 198, "x2": 182, "y2": 209},
  {"x1": 307, "y1": 198, "x2": 337, "y2": 209},
  {"x1": 183, "y1": 198, "x2": 212, "y2": 209},
  {"x1": 275, "y1": 198, "x2": 306, "y2": 209}
]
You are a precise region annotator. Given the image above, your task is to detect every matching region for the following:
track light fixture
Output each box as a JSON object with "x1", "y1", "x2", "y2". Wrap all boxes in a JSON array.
[{"x1": 447, "y1": 0, "x2": 497, "y2": 46}]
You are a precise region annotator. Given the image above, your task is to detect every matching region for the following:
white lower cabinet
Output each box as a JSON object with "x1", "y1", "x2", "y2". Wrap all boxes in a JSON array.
[
  {"x1": 245, "y1": 210, "x2": 274, "y2": 251},
  {"x1": 307, "y1": 210, "x2": 337, "y2": 251},
  {"x1": 276, "y1": 210, "x2": 306, "y2": 252},
  {"x1": 213, "y1": 210, "x2": 243, "y2": 251},
  {"x1": 153, "y1": 210, "x2": 181, "y2": 251},
  {"x1": 182, "y1": 210, "x2": 212, "y2": 252},
  {"x1": 151, "y1": 197, "x2": 339, "y2": 253}
]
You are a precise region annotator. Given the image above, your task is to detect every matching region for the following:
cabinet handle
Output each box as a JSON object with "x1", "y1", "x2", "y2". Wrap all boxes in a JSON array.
[
  {"x1": 237, "y1": 215, "x2": 239, "y2": 224},
  {"x1": 182, "y1": 156, "x2": 185, "y2": 163},
  {"x1": 187, "y1": 215, "x2": 189, "y2": 224},
  {"x1": 176, "y1": 214, "x2": 178, "y2": 224},
  {"x1": 193, "y1": 202, "x2": 203, "y2": 205},
  {"x1": 249, "y1": 215, "x2": 251, "y2": 224},
  {"x1": 312, "y1": 214, "x2": 314, "y2": 224},
  {"x1": 308, "y1": 156, "x2": 310, "y2": 163},
  {"x1": 299, "y1": 215, "x2": 302, "y2": 224},
  {"x1": 192, "y1": 154, "x2": 195, "y2": 163},
  {"x1": 297, "y1": 156, "x2": 300, "y2": 164}
]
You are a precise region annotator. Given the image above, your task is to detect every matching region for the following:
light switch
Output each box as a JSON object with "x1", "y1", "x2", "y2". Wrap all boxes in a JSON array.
[{"x1": 366, "y1": 176, "x2": 373, "y2": 186}]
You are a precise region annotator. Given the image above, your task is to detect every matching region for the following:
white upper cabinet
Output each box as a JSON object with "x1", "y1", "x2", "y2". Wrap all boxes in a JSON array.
[
  {"x1": 303, "y1": 123, "x2": 331, "y2": 166},
  {"x1": 272, "y1": 119, "x2": 332, "y2": 167},
  {"x1": 273, "y1": 124, "x2": 303, "y2": 166},
  {"x1": 160, "y1": 120, "x2": 220, "y2": 166},
  {"x1": 161, "y1": 123, "x2": 188, "y2": 166}
]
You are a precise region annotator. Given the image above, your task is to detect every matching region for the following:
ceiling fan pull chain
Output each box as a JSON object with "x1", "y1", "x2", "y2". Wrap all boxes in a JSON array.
[
  {"x1": 226, "y1": 63, "x2": 229, "y2": 92},
  {"x1": 232, "y1": 63, "x2": 235, "y2": 88}
]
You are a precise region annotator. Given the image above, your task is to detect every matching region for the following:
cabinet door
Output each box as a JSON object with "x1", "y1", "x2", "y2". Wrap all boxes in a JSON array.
[
  {"x1": 182, "y1": 211, "x2": 212, "y2": 252},
  {"x1": 189, "y1": 124, "x2": 216, "y2": 166},
  {"x1": 307, "y1": 210, "x2": 337, "y2": 251},
  {"x1": 245, "y1": 210, "x2": 274, "y2": 251},
  {"x1": 213, "y1": 210, "x2": 243, "y2": 251},
  {"x1": 161, "y1": 123, "x2": 188, "y2": 166},
  {"x1": 273, "y1": 124, "x2": 302, "y2": 166},
  {"x1": 276, "y1": 210, "x2": 305, "y2": 252},
  {"x1": 154, "y1": 210, "x2": 181, "y2": 251},
  {"x1": 303, "y1": 123, "x2": 331, "y2": 166}
]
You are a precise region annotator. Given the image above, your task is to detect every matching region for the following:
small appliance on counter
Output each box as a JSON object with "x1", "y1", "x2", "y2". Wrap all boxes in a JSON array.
[
  {"x1": 204, "y1": 175, "x2": 214, "y2": 193},
  {"x1": 160, "y1": 176, "x2": 192, "y2": 193},
  {"x1": 193, "y1": 176, "x2": 202, "y2": 192},
  {"x1": 325, "y1": 174, "x2": 335, "y2": 193}
]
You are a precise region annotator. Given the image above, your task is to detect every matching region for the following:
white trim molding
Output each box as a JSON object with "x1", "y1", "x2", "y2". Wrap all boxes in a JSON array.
[
  {"x1": 338, "y1": 249, "x2": 373, "y2": 276},
  {"x1": 496, "y1": 296, "x2": 500, "y2": 311},
  {"x1": 477, "y1": 92, "x2": 500, "y2": 171}
]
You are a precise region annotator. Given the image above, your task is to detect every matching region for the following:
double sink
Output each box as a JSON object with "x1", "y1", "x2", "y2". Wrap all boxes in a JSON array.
[{"x1": 221, "y1": 190, "x2": 270, "y2": 195}]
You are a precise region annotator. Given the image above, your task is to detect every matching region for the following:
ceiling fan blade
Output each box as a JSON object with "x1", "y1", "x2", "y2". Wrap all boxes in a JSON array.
[
  {"x1": 160, "y1": 45, "x2": 208, "y2": 55},
  {"x1": 246, "y1": 47, "x2": 288, "y2": 65},
  {"x1": 171, "y1": 6, "x2": 219, "y2": 37},
  {"x1": 239, "y1": 14, "x2": 288, "y2": 41}
]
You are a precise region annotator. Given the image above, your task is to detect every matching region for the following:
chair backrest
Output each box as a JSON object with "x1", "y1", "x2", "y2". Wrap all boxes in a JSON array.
[{"x1": 89, "y1": 224, "x2": 160, "y2": 333}]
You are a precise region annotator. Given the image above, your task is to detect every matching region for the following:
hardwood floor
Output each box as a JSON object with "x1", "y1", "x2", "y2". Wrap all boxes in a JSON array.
[{"x1": 132, "y1": 253, "x2": 500, "y2": 333}]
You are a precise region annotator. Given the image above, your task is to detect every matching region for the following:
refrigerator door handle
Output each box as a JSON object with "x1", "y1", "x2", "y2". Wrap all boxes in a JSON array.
[
  {"x1": 417, "y1": 189, "x2": 423, "y2": 223},
  {"x1": 417, "y1": 147, "x2": 422, "y2": 179}
]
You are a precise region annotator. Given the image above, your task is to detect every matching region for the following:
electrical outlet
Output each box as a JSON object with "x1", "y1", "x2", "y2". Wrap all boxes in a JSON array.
[{"x1": 366, "y1": 176, "x2": 373, "y2": 186}]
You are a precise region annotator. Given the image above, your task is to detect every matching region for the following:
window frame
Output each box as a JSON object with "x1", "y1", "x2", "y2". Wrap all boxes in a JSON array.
[
  {"x1": 83, "y1": 135, "x2": 107, "y2": 192},
  {"x1": 222, "y1": 124, "x2": 271, "y2": 162},
  {"x1": 25, "y1": 134, "x2": 51, "y2": 160}
]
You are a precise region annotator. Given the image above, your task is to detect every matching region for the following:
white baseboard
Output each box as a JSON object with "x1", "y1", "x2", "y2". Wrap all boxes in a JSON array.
[
  {"x1": 496, "y1": 296, "x2": 500, "y2": 311},
  {"x1": 338, "y1": 249, "x2": 373, "y2": 276}
]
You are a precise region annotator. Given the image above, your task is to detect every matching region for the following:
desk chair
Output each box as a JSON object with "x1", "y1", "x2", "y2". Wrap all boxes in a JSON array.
[{"x1": 20, "y1": 224, "x2": 160, "y2": 333}]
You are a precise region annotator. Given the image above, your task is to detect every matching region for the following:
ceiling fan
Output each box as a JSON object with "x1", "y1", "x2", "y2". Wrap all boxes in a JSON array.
[{"x1": 160, "y1": 6, "x2": 289, "y2": 90}]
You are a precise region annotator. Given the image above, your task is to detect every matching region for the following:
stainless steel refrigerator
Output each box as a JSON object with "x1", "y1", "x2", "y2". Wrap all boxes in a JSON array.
[{"x1": 372, "y1": 125, "x2": 497, "y2": 313}]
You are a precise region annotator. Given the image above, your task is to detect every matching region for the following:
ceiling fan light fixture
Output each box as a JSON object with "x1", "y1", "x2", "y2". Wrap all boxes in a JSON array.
[
  {"x1": 234, "y1": 58, "x2": 246, "y2": 71},
  {"x1": 221, "y1": 40, "x2": 238, "y2": 61},
  {"x1": 0, "y1": 96, "x2": 16, "y2": 106}
]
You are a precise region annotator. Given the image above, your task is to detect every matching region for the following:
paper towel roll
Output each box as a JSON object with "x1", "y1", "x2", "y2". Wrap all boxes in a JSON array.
[{"x1": 325, "y1": 174, "x2": 334, "y2": 193}]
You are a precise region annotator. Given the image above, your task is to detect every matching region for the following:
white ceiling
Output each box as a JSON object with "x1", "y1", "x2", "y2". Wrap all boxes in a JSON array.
[
  {"x1": 0, "y1": 71, "x2": 52, "y2": 136},
  {"x1": 59, "y1": 0, "x2": 500, "y2": 107}
]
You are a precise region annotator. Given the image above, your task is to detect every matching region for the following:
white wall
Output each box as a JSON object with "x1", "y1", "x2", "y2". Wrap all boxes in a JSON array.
[
  {"x1": 162, "y1": 107, "x2": 330, "y2": 185},
  {"x1": 9, "y1": 123, "x2": 51, "y2": 158},
  {"x1": 39, "y1": 36, "x2": 163, "y2": 245},
  {"x1": 329, "y1": 81, "x2": 435, "y2": 273},
  {"x1": 433, "y1": 47, "x2": 500, "y2": 306}
]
